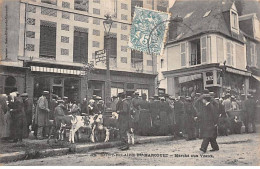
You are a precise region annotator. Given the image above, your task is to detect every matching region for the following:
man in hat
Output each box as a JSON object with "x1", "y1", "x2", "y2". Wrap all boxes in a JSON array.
[
  {"x1": 63, "y1": 96, "x2": 69, "y2": 115},
  {"x1": 174, "y1": 96, "x2": 185, "y2": 137},
  {"x1": 193, "y1": 93, "x2": 203, "y2": 139},
  {"x1": 131, "y1": 91, "x2": 141, "y2": 132},
  {"x1": 222, "y1": 93, "x2": 232, "y2": 113},
  {"x1": 21, "y1": 93, "x2": 33, "y2": 138},
  {"x1": 49, "y1": 94, "x2": 58, "y2": 121},
  {"x1": 195, "y1": 94, "x2": 219, "y2": 154},
  {"x1": 149, "y1": 95, "x2": 160, "y2": 136},
  {"x1": 244, "y1": 95, "x2": 257, "y2": 133},
  {"x1": 138, "y1": 93, "x2": 151, "y2": 136},
  {"x1": 158, "y1": 97, "x2": 171, "y2": 136},
  {"x1": 10, "y1": 92, "x2": 26, "y2": 142},
  {"x1": 35, "y1": 91, "x2": 50, "y2": 139},
  {"x1": 117, "y1": 92, "x2": 131, "y2": 150},
  {"x1": 185, "y1": 96, "x2": 196, "y2": 140}
]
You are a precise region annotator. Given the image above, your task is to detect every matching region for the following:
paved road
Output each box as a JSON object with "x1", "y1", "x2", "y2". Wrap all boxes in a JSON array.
[{"x1": 6, "y1": 133, "x2": 260, "y2": 166}]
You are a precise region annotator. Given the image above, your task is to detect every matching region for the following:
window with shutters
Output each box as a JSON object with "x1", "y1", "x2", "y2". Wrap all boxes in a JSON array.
[
  {"x1": 39, "y1": 23, "x2": 56, "y2": 59},
  {"x1": 251, "y1": 43, "x2": 256, "y2": 67},
  {"x1": 104, "y1": 35, "x2": 117, "y2": 58},
  {"x1": 131, "y1": 50, "x2": 143, "y2": 68},
  {"x1": 73, "y1": 31, "x2": 88, "y2": 63},
  {"x1": 180, "y1": 43, "x2": 186, "y2": 67},
  {"x1": 74, "y1": 0, "x2": 89, "y2": 12},
  {"x1": 131, "y1": 0, "x2": 143, "y2": 18},
  {"x1": 200, "y1": 36, "x2": 207, "y2": 63},
  {"x1": 226, "y1": 41, "x2": 234, "y2": 66},
  {"x1": 189, "y1": 39, "x2": 201, "y2": 66}
]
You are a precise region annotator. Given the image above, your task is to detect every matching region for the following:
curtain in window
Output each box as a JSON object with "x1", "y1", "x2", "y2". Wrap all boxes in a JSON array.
[{"x1": 40, "y1": 24, "x2": 56, "y2": 58}]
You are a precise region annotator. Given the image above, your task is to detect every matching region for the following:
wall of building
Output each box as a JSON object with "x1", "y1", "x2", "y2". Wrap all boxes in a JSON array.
[{"x1": 17, "y1": 0, "x2": 156, "y2": 75}]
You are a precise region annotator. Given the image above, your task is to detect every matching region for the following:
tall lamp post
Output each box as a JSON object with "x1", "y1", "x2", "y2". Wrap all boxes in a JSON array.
[{"x1": 103, "y1": 14, "x2": 113, "y2": 108}]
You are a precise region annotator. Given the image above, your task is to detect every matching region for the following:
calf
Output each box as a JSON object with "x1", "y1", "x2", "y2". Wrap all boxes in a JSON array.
[{"x1": 69, "y1": 115, "x2": 96, "y2": 143}]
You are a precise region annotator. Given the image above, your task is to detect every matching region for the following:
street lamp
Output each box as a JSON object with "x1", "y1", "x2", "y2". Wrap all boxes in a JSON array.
[{"x1": 103, "y1": 14, "x2": 113, "y2": 108}]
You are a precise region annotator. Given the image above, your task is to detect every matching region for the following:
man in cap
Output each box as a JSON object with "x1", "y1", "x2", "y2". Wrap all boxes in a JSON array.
[
  {"x1": 158, "y1": 97, "x2": 171, "y2": 135},
  {"x1": 195, "y1": 94, "x2": 219, "y2": 154},
  {"x1": 35, "y1": 91, "x2": 50, "y2": 139},
  {"x1": 49, "y1": 94, "x2": 58, "y2": 121},
  {"x1": 117, "y1": 92, "x2": 131, "y2": 150},
  {"x1": 21, "y1": 93, "x2": 33, "y2": 138}
]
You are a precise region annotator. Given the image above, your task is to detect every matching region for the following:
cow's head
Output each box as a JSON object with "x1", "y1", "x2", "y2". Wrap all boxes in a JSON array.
[
  {"x1": 112, "y1": 112, "x2": 119, "y2": 119},
  {"x1": 95, "y1": 114, "x2": 103, "y2": 124}
]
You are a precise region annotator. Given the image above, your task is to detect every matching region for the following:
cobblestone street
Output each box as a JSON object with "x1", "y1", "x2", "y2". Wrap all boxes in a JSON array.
[{"x1": 6, "y1": 133, "x2": 260, "y2": 166}]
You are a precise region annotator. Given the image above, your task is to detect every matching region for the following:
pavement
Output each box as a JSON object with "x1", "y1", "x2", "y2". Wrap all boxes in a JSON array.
[
  {"x1": 1, "y1": 124, "x2": 259, "y2": 164},
  {"x1": 0, "y1": 134, "x2": 174, "y2": 164}
]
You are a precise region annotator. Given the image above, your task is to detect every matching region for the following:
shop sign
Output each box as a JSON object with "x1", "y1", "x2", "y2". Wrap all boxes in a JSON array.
[
  {"x1": 226, "y1": 67, "x2": 251, "y2": 76},
  {"x1": 158, "y1": 88, "x2": 166, "y2": 96},
  {"x1": 178, "y1": 74, "x2": 202, "y2": 84},
  {"x1": 206, "y1": 72, "x2": 214, "y2": 85},
  {"x1": 31, "y1": 66, "x2": 82, "y2": 75}
]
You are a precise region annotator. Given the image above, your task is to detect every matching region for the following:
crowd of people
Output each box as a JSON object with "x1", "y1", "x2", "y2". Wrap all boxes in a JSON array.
[{"x1": 0, "y1": 88, "x2": 258, "y2": 153}]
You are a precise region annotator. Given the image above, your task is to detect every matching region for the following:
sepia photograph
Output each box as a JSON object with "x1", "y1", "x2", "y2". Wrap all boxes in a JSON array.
[{"x1": 0, "y1": 0, "x2": 259, "y2": 166}]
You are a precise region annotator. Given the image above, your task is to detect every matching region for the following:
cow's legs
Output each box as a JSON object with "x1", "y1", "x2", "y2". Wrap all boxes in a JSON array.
[
  {"x1": 90, "y1": 125, "x2": 96, "y2": 143},
  {"x1": 104, "y1": 127, "x2": 110, "y2": 142}
]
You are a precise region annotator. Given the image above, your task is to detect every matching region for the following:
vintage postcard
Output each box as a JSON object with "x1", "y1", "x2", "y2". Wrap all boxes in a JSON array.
[{"x1": 0, "y1": 0, "x2": 259, "y2": 166}]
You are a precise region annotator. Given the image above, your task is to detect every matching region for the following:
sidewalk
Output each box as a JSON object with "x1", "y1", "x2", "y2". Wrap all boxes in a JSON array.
[
  {"x1": 0, "y1": 135, "x2": 174, "y2": 164},
  {"x1": 1, "y1": 124, "x2": 259, "y2": 164}
]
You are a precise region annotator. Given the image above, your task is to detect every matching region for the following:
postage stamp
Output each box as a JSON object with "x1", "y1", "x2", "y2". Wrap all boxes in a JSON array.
[{"x1": 128, "y1": 6, "x2": 171, "y2": 56}]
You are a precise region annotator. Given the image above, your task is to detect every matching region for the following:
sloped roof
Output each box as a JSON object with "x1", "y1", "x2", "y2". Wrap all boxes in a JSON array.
[
  {"x1": 241, "y1": 0, "x2": 260, "y2": 19},
  {"x1": 168, "y1": 0, "x2": 245, "y2": 43}
]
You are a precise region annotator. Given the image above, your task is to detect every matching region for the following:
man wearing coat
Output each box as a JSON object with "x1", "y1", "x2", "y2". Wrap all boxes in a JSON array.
[
  {"x1": 244, "y1": 95, "x2": 257, "y2": 133},
  {"x1": 35, "y1": 91, "x2": 50, "y2": 140},
  {"x1": 195, "y1": 94, "x2": 219, "y2": 154},
  {"x1": 117, "y1": 92, "x2": 131, "y2": 150},
  {"x1": 21, "y1": 93, "x2": 33, "y2": 138}
]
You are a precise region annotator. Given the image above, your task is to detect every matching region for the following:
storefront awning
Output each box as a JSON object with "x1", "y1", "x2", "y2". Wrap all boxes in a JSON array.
[{"x1": 252, "y1": 75, "x2": 260, "y2": 82}]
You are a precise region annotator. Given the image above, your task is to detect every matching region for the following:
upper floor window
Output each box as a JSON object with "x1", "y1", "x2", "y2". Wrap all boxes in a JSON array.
[
  {"x1": 189, "y1": 39, "x2": 201, "y2": 66},
  {"x1": 231, "y1": 11, "x2": 238, "y2": 30},
  {"x1": 131, "y1": 0, "x2": 143, "y2": 18},
  {"x1": 251, "y1": 43, "x2": 257, "y2": 67},
  {"x1": 73, "y1": 29, "x2": 88, "y2": 63},
  {"x1": 131, "y1": 50, "x2": 143, "y2": 68},
  {"x1": 40, "y1": 21, "x2": 56, "y2": 59},
  {"x1": 226, "y1": 41, "x2": 234, "y2": 66},
  {"x1": 104, "y1": 34, "x2": 117, "y2": 58},
  {"x1": 74, "y1": 0, "x2": 89, "y2": 12},
  {"x1": 41, "y1": 0, "x2": 57, "y2": 5}
]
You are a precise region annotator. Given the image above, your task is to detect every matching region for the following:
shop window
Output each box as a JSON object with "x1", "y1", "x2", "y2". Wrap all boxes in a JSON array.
[
  {"x1": 111, "y1": 88, "x2": 124, "y2": 97},
  {"x1": 136, "y1": 89, "x2": 149, "y2": 99},
  {"x1": 34, "y1": 77, "x2": 50, "y2": 99},
  {"x1": 4, "y1": 76, "x2": 17, "y2": 94},
  {"x1": 40, "y1": 21, "x2": 57, "y2": 59},
  {"x1": 189, "y1": 39, "x2": 201, "y2": 66},
  {"x1": 74, "y1": 0, "x2": 89, "y2": 12},
  {"x1": 64, "y1": 78, "x2": 80, "y2": 102},
  {"x1": 73, "y1": 30, "x2": 88, "y2": 63}
]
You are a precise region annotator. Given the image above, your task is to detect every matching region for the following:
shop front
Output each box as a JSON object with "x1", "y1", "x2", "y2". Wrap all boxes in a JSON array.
[{"x1": 163, "y1": 63, "x2": 251, "y2": 98}]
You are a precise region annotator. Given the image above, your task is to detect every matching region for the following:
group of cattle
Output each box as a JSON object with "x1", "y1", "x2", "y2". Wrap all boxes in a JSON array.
[{"x1": 47, "y1": 112, "x2": 120, "y2": 144}]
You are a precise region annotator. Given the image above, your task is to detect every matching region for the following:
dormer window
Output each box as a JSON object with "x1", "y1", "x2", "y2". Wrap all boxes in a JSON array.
[
  {"x1": 231, "y1": 11, "x2": 238, "y2": 29},
  {"x1": 230, "y1": 2, "x2": 239, "y2": 34}
]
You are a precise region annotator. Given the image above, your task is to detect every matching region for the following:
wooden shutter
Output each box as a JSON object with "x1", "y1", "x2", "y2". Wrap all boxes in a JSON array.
[
  {"x1": 200, "y1": 36, "x2": 207, "y2": 63},
  {"x1": 181, "y1": 43, "x2": 186, "y2": 67},
  {"x1": 73, "y1": 31, "x2": 88, "y2": 63},
  {"x1": 40, "y1": 25, "x2": 56, "y2": 58}
]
